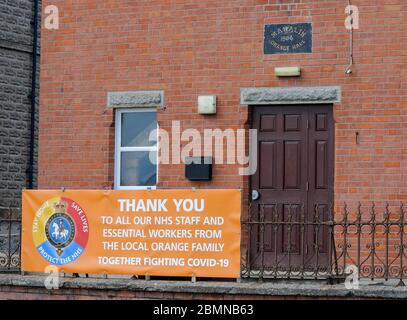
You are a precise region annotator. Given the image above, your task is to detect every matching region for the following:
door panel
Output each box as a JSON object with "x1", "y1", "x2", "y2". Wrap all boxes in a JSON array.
[
  {"x1": 284, "y1": 141, "x2": 302, "y2": 189},
  {"x1": 315, "y1": 140, "x2": 328, "y2": 189},
  {"x1": 307, "y1": 106, "x2": 334, "y2": 262},
  {"x1": 250, "y1": 105, "x2": 334, "y2": 271},
  {"x1": 259, "y1": 142, "x2": 277, "y2": 189}
]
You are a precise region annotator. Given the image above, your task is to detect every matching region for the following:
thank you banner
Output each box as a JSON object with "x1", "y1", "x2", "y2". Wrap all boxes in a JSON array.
[{"x1": 22, "y1": 189, "x2": 241, "y2": 278}]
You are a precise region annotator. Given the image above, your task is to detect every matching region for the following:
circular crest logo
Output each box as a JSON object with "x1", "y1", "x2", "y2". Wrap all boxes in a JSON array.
[{"x1": 33, "y1": 197, "x2": 89, "y2": 265}]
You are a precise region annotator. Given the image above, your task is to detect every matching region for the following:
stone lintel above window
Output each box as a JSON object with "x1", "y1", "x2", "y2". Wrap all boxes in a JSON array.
[{"x1": 107, "y1": 91, "x2": 164, "y2": 109}]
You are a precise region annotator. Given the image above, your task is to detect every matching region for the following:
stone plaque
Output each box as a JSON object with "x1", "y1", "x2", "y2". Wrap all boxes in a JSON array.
[{"x1": 264, "y1": 23, "x2": 312, "y2": 54}]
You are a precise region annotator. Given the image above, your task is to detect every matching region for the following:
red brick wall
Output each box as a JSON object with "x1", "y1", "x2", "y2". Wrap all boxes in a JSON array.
[{"x1": 38, "y1": 0, "x2": 407, "y2": 208}]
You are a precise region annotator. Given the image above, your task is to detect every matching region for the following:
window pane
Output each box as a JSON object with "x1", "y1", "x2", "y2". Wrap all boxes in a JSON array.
[
  {"x1": 121, "y1": 112, "x2": 156, "y2": 147},
  {"x1": 120, "y1": 151, "x2": 157, "y2": 187}
]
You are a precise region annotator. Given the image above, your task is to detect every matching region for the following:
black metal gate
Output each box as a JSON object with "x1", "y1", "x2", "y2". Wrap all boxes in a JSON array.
[
  {"x1": 242, "y1": 202, "x2": 407, "y2": 286},
  {"x1": 0, "y1": 209, "x2": 21, "y2": 272},
  {"x1": 2, "y1": 202, "x2": 407, "y2": 286}
]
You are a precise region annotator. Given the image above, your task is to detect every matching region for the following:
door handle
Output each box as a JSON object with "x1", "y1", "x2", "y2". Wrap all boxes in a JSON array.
[{"x1": 251, "y1": 190, "x2": 260, "y2": 201}]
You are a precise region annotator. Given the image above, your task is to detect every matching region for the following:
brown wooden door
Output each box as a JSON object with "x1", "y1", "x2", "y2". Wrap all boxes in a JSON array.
[{"x1": 250, "y1": 105, "x2": 334, "y2": 272}]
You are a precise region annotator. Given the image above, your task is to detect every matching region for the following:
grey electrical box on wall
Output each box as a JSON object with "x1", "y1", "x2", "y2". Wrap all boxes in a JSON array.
[{"x1": 197, "y1": 96, "x2": 217, "y2": 114}]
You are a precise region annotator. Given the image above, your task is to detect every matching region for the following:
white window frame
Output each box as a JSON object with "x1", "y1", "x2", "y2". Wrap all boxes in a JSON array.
[{"x1": 114, "y1": 108, "x2": 158, "y2": 190}]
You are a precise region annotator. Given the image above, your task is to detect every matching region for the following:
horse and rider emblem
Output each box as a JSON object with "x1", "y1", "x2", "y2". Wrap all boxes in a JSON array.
[
  {"x1": 45, "y1": 201, "x2": 76, "y2": 256},
  {"x1": 32, "y1": 196, "x2": 89, "y2": 265}
]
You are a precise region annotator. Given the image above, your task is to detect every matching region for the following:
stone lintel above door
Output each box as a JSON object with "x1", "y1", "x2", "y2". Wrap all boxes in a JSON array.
[{"x1": 240, "y1": 86, "x2": 341, "y2": 105}]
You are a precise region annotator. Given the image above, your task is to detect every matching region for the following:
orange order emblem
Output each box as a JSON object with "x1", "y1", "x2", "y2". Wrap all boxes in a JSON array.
[{"x1": 32, "y1": 197, "x2": 89, "y2": 265}]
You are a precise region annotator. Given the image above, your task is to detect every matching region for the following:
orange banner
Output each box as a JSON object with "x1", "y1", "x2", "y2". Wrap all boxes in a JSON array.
[{"x1": 22, "y1": 189, "x2": 241, "y2": 278}]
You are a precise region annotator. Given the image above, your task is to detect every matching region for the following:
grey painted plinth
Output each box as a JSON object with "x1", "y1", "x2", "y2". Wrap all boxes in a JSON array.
[
  {"x1": 241, "y1": 86, "x2": 341, "y2": 105},
  {"x1": 107, "y1": 91, "x2": 164, "y2": 108},
  {"x1": 0, "y1": 274, "x2": 406, "y2": 299}
]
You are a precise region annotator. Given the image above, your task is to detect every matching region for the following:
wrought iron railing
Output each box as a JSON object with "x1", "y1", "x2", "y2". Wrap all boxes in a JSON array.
[
  {"x1": 0, "y1": 209, "x2": 21, "y2": 272},
  {"x1": 1, "y1": 202, "x2": 407, "y2": 287},
  {"x1": 241, "y1": 202, "x2": 407, "y2": 286}
]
